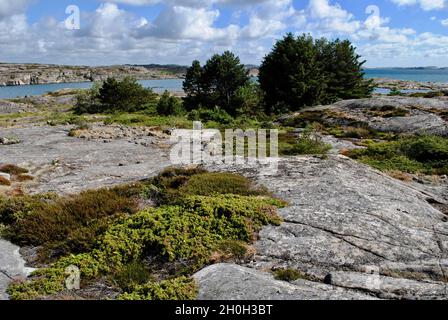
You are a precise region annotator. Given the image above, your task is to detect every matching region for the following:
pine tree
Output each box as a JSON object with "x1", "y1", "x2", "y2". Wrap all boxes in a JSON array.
[
  {"x1": 259, "y1": 33, "x2": 374, "y2": 114},
  {"x1": 259, "y1": 33, "x2": 326, "y2": 114},
  {"x1": 183, "y1": 60, "x2": 205, "y2": 111},
  {"x1": 183, "y1": 51, "x2": 250, "y2": 115},
  {"x1": 322, "y1": 40, "x2": 374, "y2": 102}
]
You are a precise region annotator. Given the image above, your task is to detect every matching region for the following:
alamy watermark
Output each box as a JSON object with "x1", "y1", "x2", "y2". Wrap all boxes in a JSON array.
[
  {"x1": 65, "y1": 265, "x2": 80, "y2": 290},
  {"x1": 170, "y1": 122, "x2": 279, "y2": 175},
  {"x1": 65, "y1": 5, "x2": 80, "y2": 30}
]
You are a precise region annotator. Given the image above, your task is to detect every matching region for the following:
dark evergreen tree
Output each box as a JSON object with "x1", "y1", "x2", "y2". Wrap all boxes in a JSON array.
[
  {"x1": 259, "y1": 33, "x2": 326, "y2": 114},
  {"x1": 183, "y1": 51, "x2": 250, "y2": 115},
  {"x1": 322, "y1": 39, "x2": 374, "y2": 103},
  {"x1": 183, "y1": 60, "x2": 206, "y2": 111},
  {"x1": 259, "y1": 33, "x2": 374, "y2": 114},
  {"x1": 98, "y1": 77, "x2": 156, "y2": 112}
]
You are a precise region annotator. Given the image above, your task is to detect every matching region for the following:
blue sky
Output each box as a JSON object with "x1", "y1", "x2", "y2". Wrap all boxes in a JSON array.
[{"x1": 1, "y1": 0, "x2": 448, "y2": 67}]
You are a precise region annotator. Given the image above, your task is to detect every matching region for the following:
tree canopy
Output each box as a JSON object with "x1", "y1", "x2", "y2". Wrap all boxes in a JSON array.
[
  {"x1": 259, "y1": 33, "x2": 374, "y2": 114},
  {"x1": 183, "y1": 51, "x2": 250, "y2": 116}
]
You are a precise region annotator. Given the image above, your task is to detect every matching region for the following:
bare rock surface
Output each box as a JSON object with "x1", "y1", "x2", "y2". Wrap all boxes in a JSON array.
[
  {"x1": 373, "y1": 78, "x2": 448, "y2": 91},
  {"x1": 194, "y1": 263, "x2": 377, "y2": 300},
  {"x1": 0, "y1": 100, "x2": 36, "y2": 114},
  {"x1": 0, "y1": 125, "x2": 172, "y2": 194},
  {"x1": 286, "y1": 96, "x2": 448, "y2": 136},
  {"x1": 202, "y1": 155, "x2": 448, "y2": 299}
]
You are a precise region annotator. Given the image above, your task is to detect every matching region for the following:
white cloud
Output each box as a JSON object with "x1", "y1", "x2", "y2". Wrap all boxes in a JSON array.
[
  {"x1": 0, "y1": 0, "x2": 447, "y2": 67},
  {"x1": 391, "y1": 0, "x2": 446, "y2": 11},
  {"x1": 0, "y1": 0, "x2": 29, "y2": 20},
  {"x1": 442, "y1": 18, "x2": 448, "y2": 26}
]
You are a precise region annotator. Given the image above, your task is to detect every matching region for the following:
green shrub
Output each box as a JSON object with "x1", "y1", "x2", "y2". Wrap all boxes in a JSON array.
[
  {"x1": 10, "y1": 193, "x2": 284, "y2": 300},
  {"x1": 188, "y1": 108, "x2": 234, "y2": 125},
  {"x1": 73, "y1": 83, "x2": 101, "y2": 114},
  {"x1": 179, "y1": 172, "x2": 269, "y2": 197},
  {"x1": 348, "y1": 135, "x2": 448, "y2": 175},
  {"x1": 388, "y1": 87, "x2": 403, "y2": 96},
  {"x1": 145, "y1": 168, "x2": 269, "y2": 205},
  {"x1": 113, "y1": 261, "x2": 154, "y2": 291},
  {"x1": 156, "y1": 91, "x2": 184, "y2": 116},
  {"x1": 280, "y1": 127, "x2": 331, "y2": 156},
  {"x1": 5, "y1": 185, "x2": 141, "y2": 260},
  {"x1": 7, "y1": 169, "x2": 287, "y2": 300},
  {"x1": 74, "y1": 78, "x2": 158, "y2": 114},
  {"x1": 98, "y1": 195, "x2": 284, "y2": 268},
  {"x1": 7, "y1": 253, "x2": 102, "y2": 300}
]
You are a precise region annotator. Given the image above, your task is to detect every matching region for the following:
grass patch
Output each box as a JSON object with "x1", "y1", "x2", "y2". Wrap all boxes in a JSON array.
[
  {"x1": 273, "y1": 269, "x2": 309, "y2": 282},
  {"x1": 348, "y1": 135, "x2": 448, "y2": 175},
  {"x1": 368, "y1": 105, "x2": 410, "y2": 118},
  {"x1": 103, "y1": 113, "x2": 191, "y2": 130}
]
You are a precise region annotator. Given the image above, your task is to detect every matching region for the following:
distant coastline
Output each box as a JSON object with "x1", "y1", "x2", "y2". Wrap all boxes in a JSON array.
[
  {"x1": 1, "y1": 63, "x2": 448, "y2": 96},
  {"x1": 0, "y1": 63, "x2": 186, "y2": 87},
  {"x1": 365, "y1": 66, "x2": 448, "y2": 70}
]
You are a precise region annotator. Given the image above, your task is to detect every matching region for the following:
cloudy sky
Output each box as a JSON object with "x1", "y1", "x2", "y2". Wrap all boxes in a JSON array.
[{"x1": 1, "y1": 0, "x2": 448, "y2": 67}]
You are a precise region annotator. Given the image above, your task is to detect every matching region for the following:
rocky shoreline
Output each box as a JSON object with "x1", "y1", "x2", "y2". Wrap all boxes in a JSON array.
[
  {"x1": 373, "y1": 78, "x2": 448, "y2": 91},
  {"x1": 0, "y1": 63, "x2": 185, "y2": 87}
]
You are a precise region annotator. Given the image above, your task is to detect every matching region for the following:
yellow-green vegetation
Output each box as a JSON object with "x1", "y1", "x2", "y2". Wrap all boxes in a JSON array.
[
  {"x1": 103, "y1": 112, "x2": 192, "y2": 129},
  {"x1": 273, "y1": 269, "x2": 310, "y2": 282},
  {"x1": 279, "y1": 126, "x2": 331, "y2": 156},
  {"x1": 348, "y1": 135, "x2": 448, "y2": 175},
  {"x1": 0, "y1": 112, "x2": 36, "y2": 127},
  {"x1": 3, "y1": 169, "x2": 286, "y2": 300},
  {"x1": 117, "y1": 277, "x2": 198, "y2": 300},
  {"x1": 145, "y1": 167, "x2": 271, "y2": 205}
]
